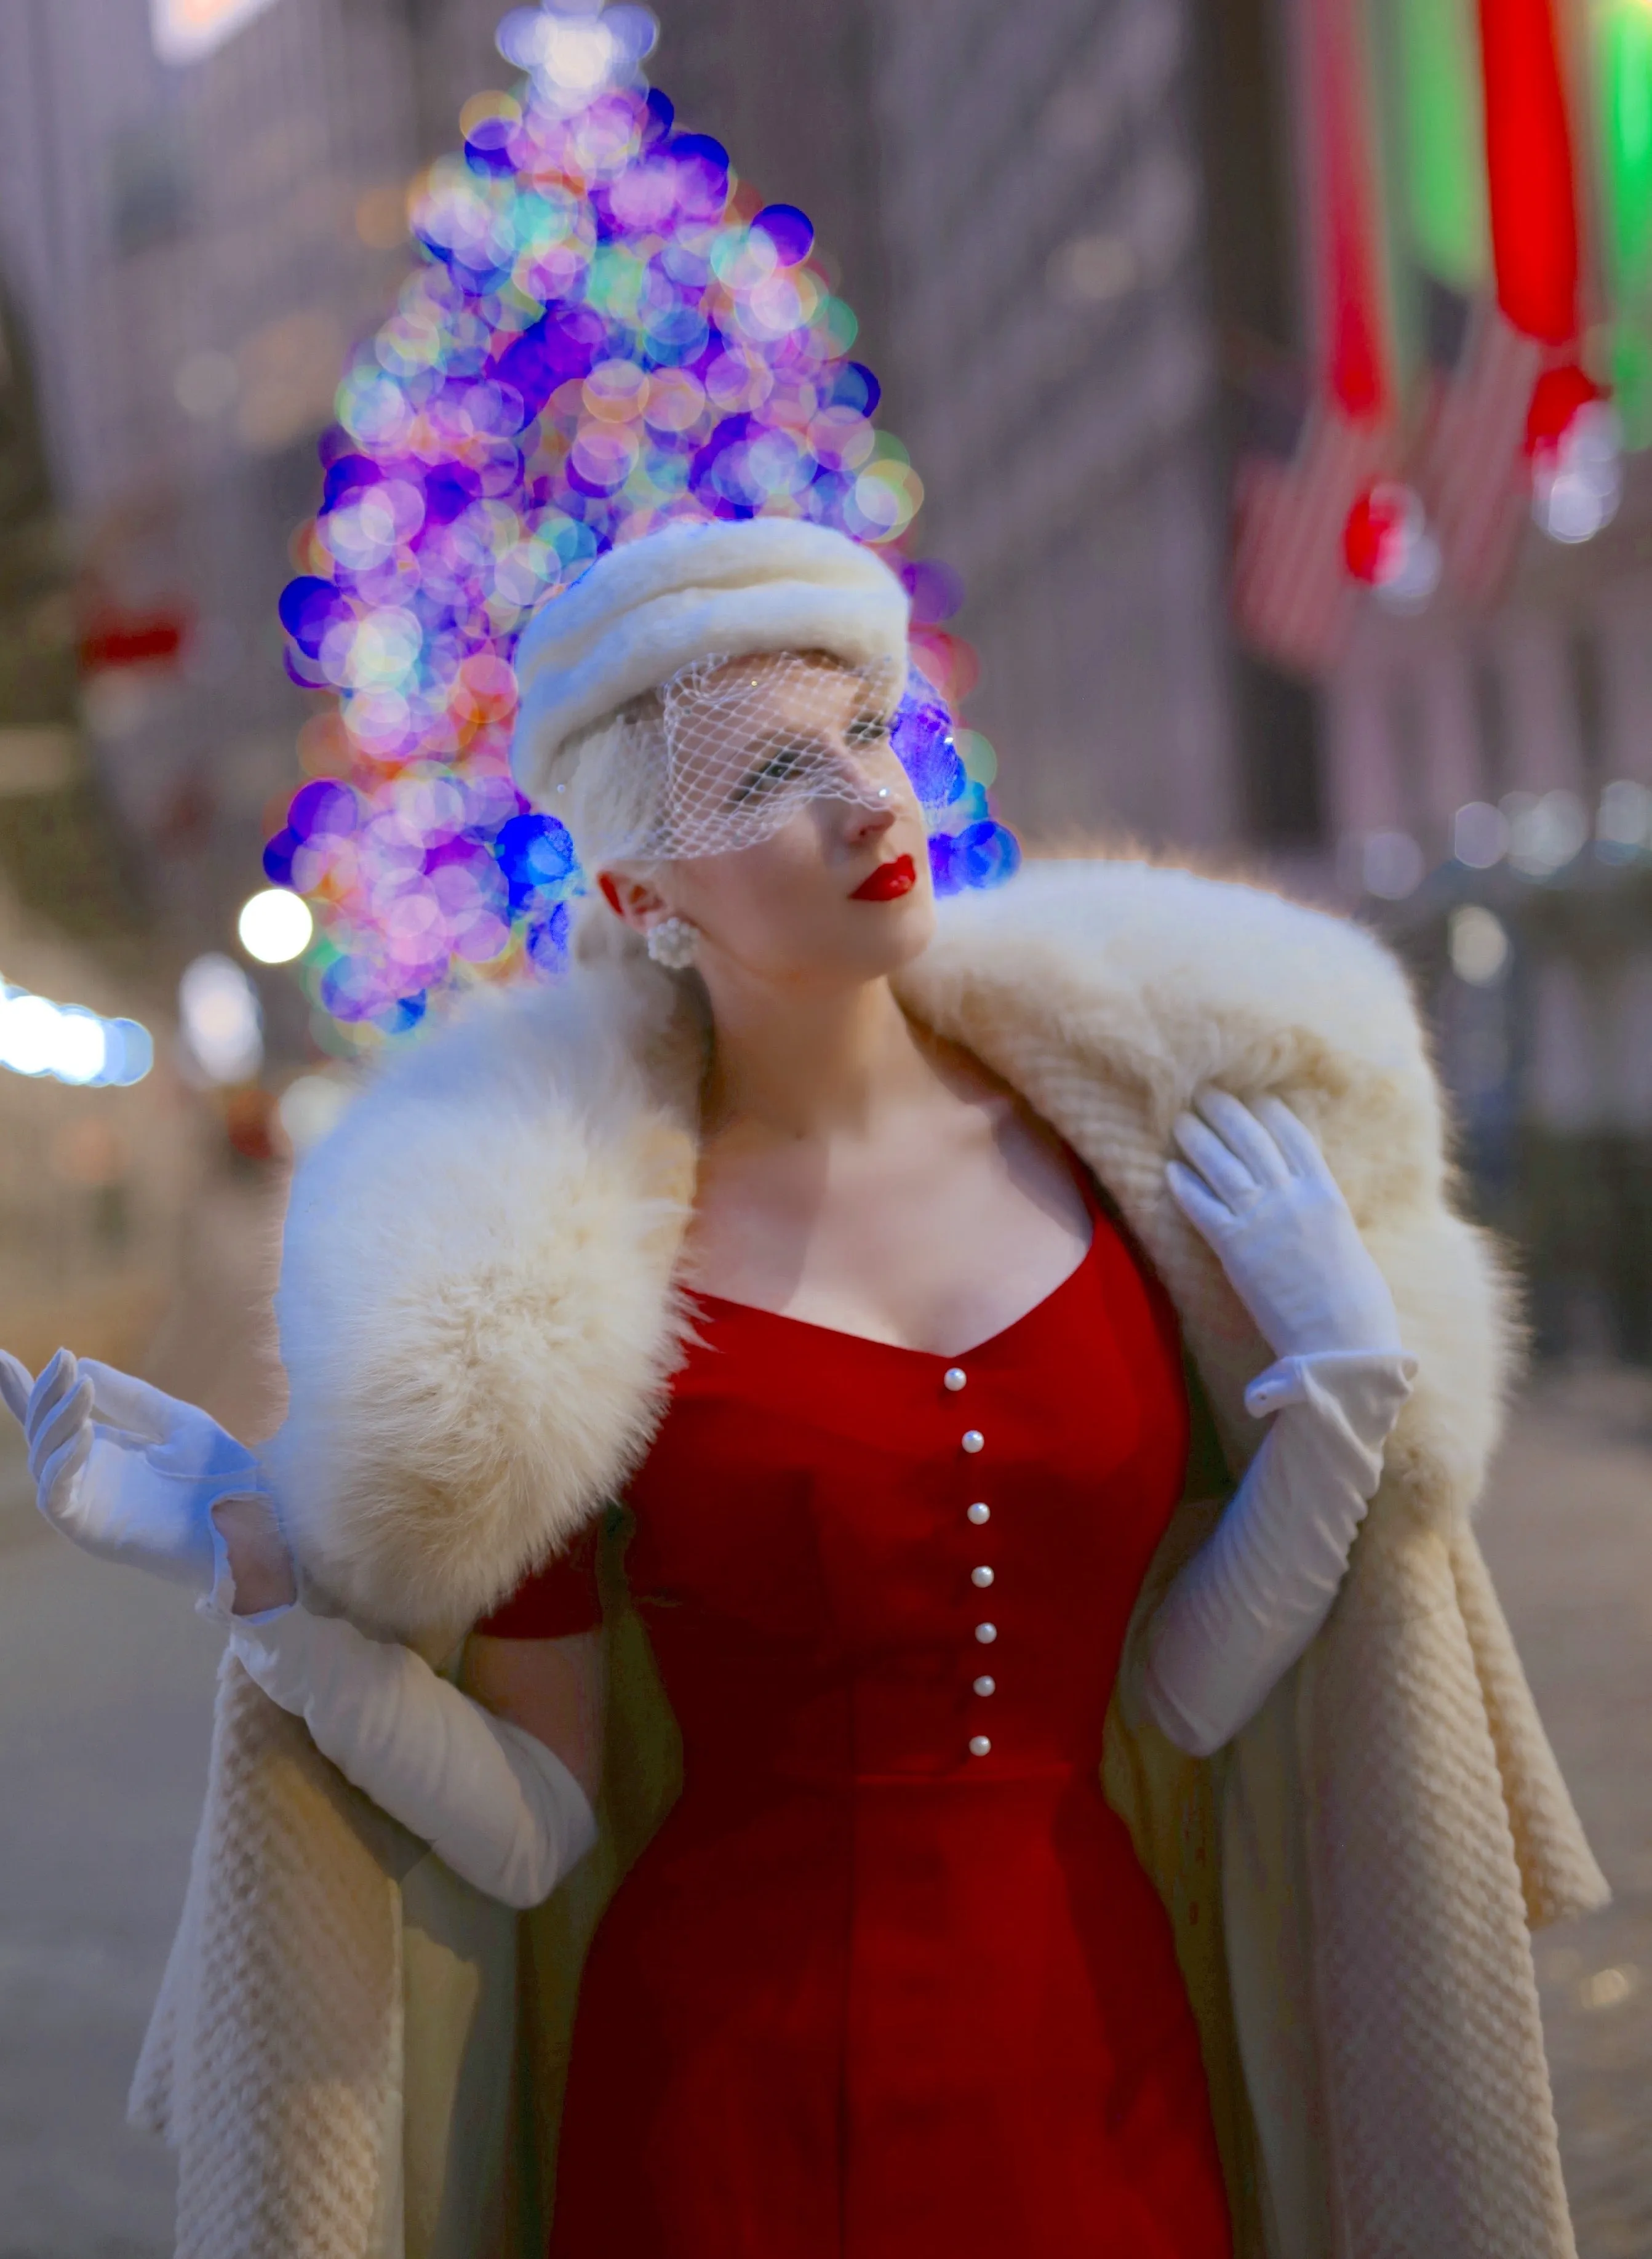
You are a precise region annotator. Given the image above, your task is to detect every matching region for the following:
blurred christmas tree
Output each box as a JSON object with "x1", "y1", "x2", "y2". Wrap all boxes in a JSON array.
[{"x1": 269, "y1": 2, "x2": 1015, "y2": 1047}]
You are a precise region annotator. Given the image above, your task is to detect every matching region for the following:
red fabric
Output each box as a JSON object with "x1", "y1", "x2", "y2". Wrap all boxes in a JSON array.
[
  {"x1": 1478, "y1": 0, "x2": 1581, "y2": 346},
  {"x1": 481, "y1": 1176, "x2": 1232, "y2": 2257},
  {"x1": 478, "y1": 1520, "x2": 603, "y2": 1637},
  {"x1": 1306, "y1": 0, "x2": 1392, "y2": 420}
]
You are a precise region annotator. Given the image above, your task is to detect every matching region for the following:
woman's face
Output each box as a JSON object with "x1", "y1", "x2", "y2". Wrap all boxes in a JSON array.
[{"x1": 602, "y1": 653, "x2": 936, "y2": 988}]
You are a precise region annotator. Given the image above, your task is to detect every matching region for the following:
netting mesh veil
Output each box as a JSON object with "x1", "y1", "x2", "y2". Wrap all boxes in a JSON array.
[{"x1": 549, "y1": 649, "x2": 912, "y2": 870}]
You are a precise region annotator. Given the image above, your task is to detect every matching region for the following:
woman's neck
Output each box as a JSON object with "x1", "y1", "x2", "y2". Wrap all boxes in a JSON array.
[{"x1": 700, "y1": 970, "x2": 935, "y2": 1144}]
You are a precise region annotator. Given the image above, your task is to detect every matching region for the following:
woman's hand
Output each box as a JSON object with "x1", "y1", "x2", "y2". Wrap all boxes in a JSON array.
[
  {"x1": 0, "y1": 1347, "x2": 288, "y2": 1604},
  {"x1": 1165, "y1": 1089, "x2": 1403, "y2": 1360}
]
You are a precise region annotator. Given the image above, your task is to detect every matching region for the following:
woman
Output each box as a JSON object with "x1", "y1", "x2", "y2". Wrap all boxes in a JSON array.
[{"x1": 1, "y1": 520, "x2": 1604, "y2": 2259}]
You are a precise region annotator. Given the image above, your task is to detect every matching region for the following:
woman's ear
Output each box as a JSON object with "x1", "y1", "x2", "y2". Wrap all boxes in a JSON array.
[{"x1": 596, "y1": 867, "x2": 669, "y2": 932}]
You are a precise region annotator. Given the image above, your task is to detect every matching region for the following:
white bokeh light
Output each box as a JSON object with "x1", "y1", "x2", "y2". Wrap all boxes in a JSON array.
[
  {"x1": 277, "y1": 1073, "x2": 353, "y2": 1152},
  {"x1": 1532, "y1": 403, "x2": 1622, "y2": 547},
  {"x1": 0, "y1": 985, "x2": 151, "y2": 1086},
  {"x1": 1453, "y1": 802, "x2": 1508, "y2": 870},
  {"x1": 238, "y1": 887, "x2": 314, "y2": 965},
  {"x1": 1362, "y1": 830, "x2": 1425, "y2": 901},
  {"x1": 180, "y1": 954, "x2": 263, "y2": 1084},
  {"x1": 151, "y1": 0, "x2": 281, "y2": 66},
  {"x1": 1449, "y1": 906, "x2": 1511, "y2": 988},
  {"x1": 52, "y1": 1009, "x2": 110, "y2": 1086},
  {"x1": 0, "y1": 993, "x2": 61, "y2": 1078}
]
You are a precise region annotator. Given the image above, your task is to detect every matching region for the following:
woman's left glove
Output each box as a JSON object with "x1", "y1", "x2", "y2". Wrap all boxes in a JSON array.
[
  {"x1": 0, "y1": 1347, "x2": 271, "y2": 1595},
  {"x1": 1165, "y1": 1088, "x2": 1402, "y2": 1359},
  {"x1": 1144, "y1": 1088, "x2": 1416, "y2": 1757}
]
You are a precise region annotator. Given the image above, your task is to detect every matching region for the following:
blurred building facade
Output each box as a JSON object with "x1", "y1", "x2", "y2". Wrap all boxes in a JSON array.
[
  {"x1": 872, "y1": 0, "x2": 1249, "y2": 852},
  {"x1": 0, "y1": 223, "x2": 194, "y2": 1369},
  {"x1": 1199, "y1": 0, "x2": 1652, "y2": 1362},
  {"x1": 0, "y1": 1, "x2": 455, "y2": 1050}
]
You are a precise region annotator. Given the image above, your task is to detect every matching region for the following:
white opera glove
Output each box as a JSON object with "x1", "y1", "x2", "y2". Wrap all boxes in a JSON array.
[
  {"x1": 0, "y1": 1347, "x2": 269, "y2": 1601},
  {"x1": 229, "y1": 1602, "x2": 598, "y2": 1911},
  {"x1": 1144, "y1": 1088, "x2": 1415, "y2": 1756},
  {"x1": 1165, "y1": 1088, "x2": 1403, "y2": 1359},
  {"x1": 1140, "y1": 1349, "x2": 1415, "y2": 1756}
]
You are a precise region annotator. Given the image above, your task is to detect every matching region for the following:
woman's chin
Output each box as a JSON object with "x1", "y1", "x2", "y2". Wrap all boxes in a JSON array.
[{"x1": 838, "y1": 885, "x2": 938, "y2": 975}]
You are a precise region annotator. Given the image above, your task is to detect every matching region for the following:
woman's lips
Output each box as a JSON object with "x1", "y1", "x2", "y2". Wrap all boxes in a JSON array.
[{"x1": 850, "y1": 852, "x2": 917, "y2": 903}]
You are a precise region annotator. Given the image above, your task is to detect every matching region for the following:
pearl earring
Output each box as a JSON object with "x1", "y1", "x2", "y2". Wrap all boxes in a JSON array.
[{"x1": 645, "y1": 914, "x2": 700, "y2": 970}]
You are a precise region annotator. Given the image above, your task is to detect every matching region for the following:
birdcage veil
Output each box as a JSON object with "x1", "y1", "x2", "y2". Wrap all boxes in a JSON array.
[{"x1": 547, "y1": 644, "x2": 909, "y2": 870}]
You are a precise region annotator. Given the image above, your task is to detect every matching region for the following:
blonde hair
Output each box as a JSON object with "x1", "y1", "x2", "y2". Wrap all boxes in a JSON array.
[
  {"x1": 544, "y1": 689, "x2": 668, "y2": 878},
  {"x1": 541, "y1": 648, "x2": 861, "y2": 877}
]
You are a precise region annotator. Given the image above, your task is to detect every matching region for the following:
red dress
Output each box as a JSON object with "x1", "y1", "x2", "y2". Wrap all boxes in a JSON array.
[{"x1": 477, "y1": 1170, "x2": 1232, "y2": 2258}]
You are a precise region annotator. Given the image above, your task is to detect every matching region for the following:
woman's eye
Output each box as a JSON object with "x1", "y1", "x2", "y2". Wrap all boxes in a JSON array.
[
  {"x1": 847, "y1": 715, "x2": 890, "y2": 748},
  {"x1": 728, "y1": 742, "x2": 810, "y2": 806}
]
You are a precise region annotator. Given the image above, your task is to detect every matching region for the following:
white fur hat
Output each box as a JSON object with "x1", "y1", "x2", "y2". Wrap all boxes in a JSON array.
[{"x1": 510, "y1": 516, "x2": 910, "y2": 804}]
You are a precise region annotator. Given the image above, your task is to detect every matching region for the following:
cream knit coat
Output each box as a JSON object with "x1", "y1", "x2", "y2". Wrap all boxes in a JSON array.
[{"x1": 131, "y1": 857, "x2": 1606, "y2": 2259}]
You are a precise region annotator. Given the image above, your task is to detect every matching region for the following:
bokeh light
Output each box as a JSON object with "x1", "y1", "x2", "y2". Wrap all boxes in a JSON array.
[
  {"x1": 0, "y1": 981, "x2": 153, "y2": 1087},
  {"x1": 178, "y1": 954, "x2": 263, "y2": 1084},
  {"x1": 268, "y1": 18, "x2": 1018, "y2": 1047},
  {"x1": 237, "y1": 887, "x2": 315, "y2": 964}
]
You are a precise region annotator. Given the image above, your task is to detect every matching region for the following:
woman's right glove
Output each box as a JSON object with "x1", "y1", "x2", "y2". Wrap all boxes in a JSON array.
[
  {"x1": 0, "y1": 1347, "x2": 596, "y2": 1909},
  {"x1": 0, "y1": 1347, "x2": 270, "y2": 1597}
]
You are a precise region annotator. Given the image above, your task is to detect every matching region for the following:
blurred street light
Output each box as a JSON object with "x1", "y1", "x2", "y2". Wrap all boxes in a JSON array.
[
  {"x1": 1453, "y1": 802, "x2": 1509, "y2": 869},
  {"x1": 1504, "y1": 790, "x2": 1589, "y2": 878},
  {"x1": 277, "y1": 1073, "x2": 352, "y2": 1152},
  {"x1": 178, "y1": 955, "x2": 262, "y2": 1084},
  {"x1": 1362, "y1": 830, "x2": 1425, "y2": 900},
  {"x1": 1531, "y1": 402, "x2": 1623, "y2": 545},
  {"x1": 151, "y1": 0, "x2": 281, "y2": 66},
  {"x1": 1597, "y1": 779, "x2": 1652, "y2": 858},
  {"x1": 0, "y1": 983, "x2": 153, "y2": 1086},
  {"x1": 237, "y1": 888, "x2": 313, "y2": 966},
  {"x1": 1450, "y1": 905, "x2": 1512, "y2": 987}
]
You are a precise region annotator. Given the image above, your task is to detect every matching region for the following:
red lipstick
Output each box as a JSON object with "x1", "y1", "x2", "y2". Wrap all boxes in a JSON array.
[{"x1": 850, "y1": 852, "x2": 917, "y2": 903}]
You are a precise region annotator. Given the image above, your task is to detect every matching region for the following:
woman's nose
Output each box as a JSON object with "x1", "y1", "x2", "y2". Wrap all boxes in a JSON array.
[{"x1": 843, "y1": 801, "x2": 897, "y2": 845}]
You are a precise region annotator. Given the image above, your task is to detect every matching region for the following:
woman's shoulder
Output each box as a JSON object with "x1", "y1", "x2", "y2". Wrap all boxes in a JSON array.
[
  {"x1": 271, "y1": 962, "x2": 699, "y2": 1644},
  {"x1": 907, "y1": 855, "x2": 1418, "y2": 1073}
]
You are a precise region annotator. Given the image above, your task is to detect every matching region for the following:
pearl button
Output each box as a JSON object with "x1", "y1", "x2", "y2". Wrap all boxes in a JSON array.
[
  {"x1": 944, "y1": 1367, "x2": 967, "y2": 1392},
  {"x1": 973, "y1": 1674, "x2": 996, "y2": 1697},
  {"x1": 967, "y1": 1501, "x2": 990, "y2": 1525},
  {"x1": 962, "y1": 1429, "x2": 984, "y2": 1453},
  {"x1": 971, "y1": 1565, "x2": 994, "y2": 1588},
  {"x1": 968, "y1": 1735, "x2": 991, "y2": 1757},
  {"x1": 975, "y1": 1621, "x2": 997, "y2": 1644}
]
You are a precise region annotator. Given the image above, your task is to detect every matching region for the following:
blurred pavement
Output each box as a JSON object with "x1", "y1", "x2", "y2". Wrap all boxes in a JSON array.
[
  {"x1": 0, "y1": 1466, "x2": 218, "y2": 2259},
  {"x1": 1, "y1": 1168, "x2": 284, "y2": 2259},
  {"x1": 1, "y1": 1239, "x2": 1648, "y2": 2253},
  {"x1": 1480, "y1": 1369, "x2": 1652, "y2": 2259}
]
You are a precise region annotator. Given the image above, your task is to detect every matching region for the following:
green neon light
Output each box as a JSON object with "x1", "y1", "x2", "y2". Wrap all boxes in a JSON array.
[
  {"x1": 1600, "y1": 1, "x2": 1652, "y2": 445},
  {"x1": 1395, "y1": 0, "x2": 1490, "y2": 289}
]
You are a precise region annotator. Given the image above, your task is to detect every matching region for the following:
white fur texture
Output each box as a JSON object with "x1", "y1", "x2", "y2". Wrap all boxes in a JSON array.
[
  {"x1": 896, "y1": 858, "x2": 1518, "y2": 1523},
  {"x1": 511, "y1": 518, "x2": 910, "y2": 804},
  {"x1": 269, "y1": 960, "x2": 698, "y2": 1642},
  {"x1": 274, "y1": 855, "x2": 1514, "y2": 1643}
]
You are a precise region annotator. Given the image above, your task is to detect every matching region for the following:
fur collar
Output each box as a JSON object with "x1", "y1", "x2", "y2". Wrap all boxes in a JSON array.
[{"x1": 270, "y1": 857, "x2": 1514, "y2": 1642}]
